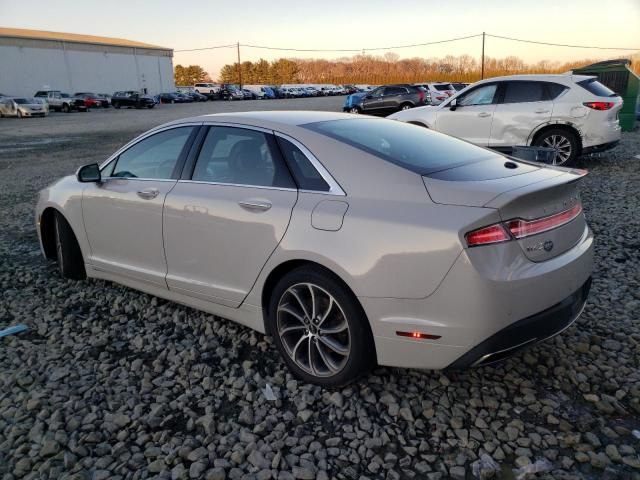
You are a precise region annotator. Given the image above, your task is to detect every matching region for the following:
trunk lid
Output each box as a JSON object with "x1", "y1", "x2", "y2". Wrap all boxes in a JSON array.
[{"x1": 423, "y1": 158, "x2": 588, "y2": 261}]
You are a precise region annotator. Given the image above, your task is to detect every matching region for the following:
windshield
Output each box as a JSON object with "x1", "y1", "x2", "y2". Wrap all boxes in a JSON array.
[
  {"x1": 14, "y1": 98, "x2": 29, "y2": 104},
  {"x1": 304, "y1": 118, "x2": 498, "y2": 175}
]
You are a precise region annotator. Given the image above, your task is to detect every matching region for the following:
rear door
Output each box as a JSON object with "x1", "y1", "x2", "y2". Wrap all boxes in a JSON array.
[
  {"x1": 381, "y1": 86, "x2": 407, "y2": 111},
  {"x1": 489, "y1": 81, "x2": 553, "y2": 147},
  {"x1": 435, "y1": 82, "x2": 499, "y2": 145},
  {"x1": 163, "y1": 125, "x2": 298, "y2": 307}
]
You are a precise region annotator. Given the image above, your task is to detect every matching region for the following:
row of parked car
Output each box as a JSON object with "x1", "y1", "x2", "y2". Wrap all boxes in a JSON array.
[{"x1": 190, "y1": 83, "x2": 377, "y2": 100}]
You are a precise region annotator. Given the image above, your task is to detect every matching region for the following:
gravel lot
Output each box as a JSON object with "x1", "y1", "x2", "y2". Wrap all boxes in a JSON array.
[{"x1": 1, "y1": 99, "x2": 639, "y2": 480}]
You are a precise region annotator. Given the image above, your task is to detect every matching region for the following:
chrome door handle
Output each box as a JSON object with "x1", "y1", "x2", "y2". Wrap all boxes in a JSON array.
[
  {"x1": 239, "y1": 200, "x2": 272, "y2": 211},
  {"x1": 535, "y1": 109, "x2": 550, "y2": 114},
  {"x1": 137, "y1": 188, "x2": 159, "y2": 200},
  {"x1": 477, "y1": 112, "x2": 491, "y2": 118}
]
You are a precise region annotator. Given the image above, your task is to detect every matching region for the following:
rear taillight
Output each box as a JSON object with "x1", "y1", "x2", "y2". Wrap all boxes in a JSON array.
[
  {"x1": 506, "y1": 203, "x2": 582, "y2": 239},
  {"x1": 465, "y1": 203, "x2": 582, "y2": 247},
  {"x1": 465, "y1": 224, "x2": 510, "y2": 246},
  {"x1": 583, "y1": 101, "x2": 614, "y2": 110}
]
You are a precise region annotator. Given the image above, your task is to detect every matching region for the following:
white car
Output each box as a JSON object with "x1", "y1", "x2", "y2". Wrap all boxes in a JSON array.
[
  {"x1": 194, "y1": 83, "x2": 220, "y2": 96},
  {"x1": 415, "y1": 83, "x2": 456, "y2": 105},
  {"x1": 0, "y1": 97, "x2": 48, "y2": 118},
  {"x1": 392, "y1": 74, "x2": 623, "y2": 165}
]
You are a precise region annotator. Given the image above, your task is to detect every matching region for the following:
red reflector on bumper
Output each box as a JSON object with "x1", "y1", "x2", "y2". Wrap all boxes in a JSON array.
[{"x1": 396, "y1": 331, "x2": 442, "y2": 340}]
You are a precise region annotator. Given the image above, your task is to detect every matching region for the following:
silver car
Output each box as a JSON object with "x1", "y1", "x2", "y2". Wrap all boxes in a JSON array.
[
  {"x1": 0, "y1": 97, "x2": 48, "y2": 118},
  {"x1": 36, "y1": 112, "x2": 593, "y2": 386}
]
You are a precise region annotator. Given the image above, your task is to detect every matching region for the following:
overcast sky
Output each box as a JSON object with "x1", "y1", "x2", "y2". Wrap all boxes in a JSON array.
[{"x1": 1, "y1": 0, "x2": 639, "y2": 79}]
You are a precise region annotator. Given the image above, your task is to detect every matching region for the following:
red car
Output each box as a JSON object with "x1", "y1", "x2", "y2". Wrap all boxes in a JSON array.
[{"x1": 74, "y1": 93, "x2": 106, "y2": 109}]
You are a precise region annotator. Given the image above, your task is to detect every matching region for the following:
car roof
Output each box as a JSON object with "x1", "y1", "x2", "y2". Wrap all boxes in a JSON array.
[
  {"x1": 165, "y1": 111, "x2": 385, "y2": 131},
  {"x1": 475, "y1": 74, "x2": 595, "y2": 83}
]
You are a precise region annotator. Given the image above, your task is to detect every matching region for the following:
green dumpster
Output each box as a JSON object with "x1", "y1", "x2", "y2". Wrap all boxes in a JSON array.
[{"x1": 573, "y1": 59, "x2": 639, "y2": 132}]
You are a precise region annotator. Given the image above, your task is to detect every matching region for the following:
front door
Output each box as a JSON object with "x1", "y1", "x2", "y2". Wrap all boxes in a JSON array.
[
  {"x1": 361, "y1": 87, "x2": 386, "y2": 113},
  {"x1": 163, "y1": 125, "x2": 298, "y2": 307},
  {"x1": 82, "y1": 126, "x2": 196, "y2": 287},
  {"x1": 435, "y1": 83, "x2": 499, "y2": 146}
]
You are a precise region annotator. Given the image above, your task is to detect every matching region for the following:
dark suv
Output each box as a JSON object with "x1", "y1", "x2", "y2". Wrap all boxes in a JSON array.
[
  {"x1": 111, "y1": 91, "x2": 156, "y2": 109},
  {"x1": 343, "y1": 84, "x2": 427, "y2": 115}
]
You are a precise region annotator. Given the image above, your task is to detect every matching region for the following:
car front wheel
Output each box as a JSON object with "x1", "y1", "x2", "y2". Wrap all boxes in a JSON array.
[
  {"x1": 534, "y1": 129, "x2": 579, "y2": 166},
  {"x1": 348, "y1": 106, "x2": 361, "y2": 114},
  {"x1": 54, "y1": 212, "x2": 86, "y2": 280},
  {"x1": 269, "y1": 267, "x2": 375, "y2": 387}
]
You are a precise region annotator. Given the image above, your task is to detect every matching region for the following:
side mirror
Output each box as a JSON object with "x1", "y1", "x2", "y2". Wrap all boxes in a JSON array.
[
  {"x1": 77, "y1": 163, "x2": 101, "y2": 183},
  {"x1": 449, "y1": 99, "x2": 458, "y2": 111}
]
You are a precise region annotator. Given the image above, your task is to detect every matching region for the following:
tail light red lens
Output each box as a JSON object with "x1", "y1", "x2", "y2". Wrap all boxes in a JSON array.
[
  {"x1": 465, "y1": 224, "x2": 510, "y2": 246},
  {"x1": 583, "y1": 101, "x2": 614, "y2": 110},
  {"x1": 506, "y1": 203, "x2": 582, "y2": 239},
  {"x1": 466, "y1": 203, "x2": 583, "y2": 247}
]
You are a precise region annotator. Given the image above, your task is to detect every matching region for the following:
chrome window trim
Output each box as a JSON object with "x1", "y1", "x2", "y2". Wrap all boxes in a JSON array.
[
  {"x1": 98, "y1": 122, "x2": 203, "y2": 172},
  {"x1": 273, "y1": 132, "x2": 346, "y2": 196},
  {"x1": 177, "y1": 179, "x2": 297, "y2": 192},
  {"x1": 101, "y1": 177, "x2": 177, "y2": 183},
  {"x1": 200, "y1": 121, "x2": 273, "y2": 134}
]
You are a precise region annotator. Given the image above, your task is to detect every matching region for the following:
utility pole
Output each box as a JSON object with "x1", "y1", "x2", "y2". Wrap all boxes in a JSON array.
[
  {"x1": 236, "y1": 42, "x2": 242, "y2": 89},
  {"x1": 481, "y1": 32, "x2": 485, "y2": 80}
]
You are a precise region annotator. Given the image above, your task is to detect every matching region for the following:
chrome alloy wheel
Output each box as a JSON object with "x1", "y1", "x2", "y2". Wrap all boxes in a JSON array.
[
  {"x1": 543, "y1": 134, "x2": 572, "y2": 165},
  {"x1": 277, "y1": 283, "x2": 351, "y2": 377}
]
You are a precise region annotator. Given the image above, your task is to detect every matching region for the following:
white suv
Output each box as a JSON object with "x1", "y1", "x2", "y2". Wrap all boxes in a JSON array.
[
  {"x1": 415, "y1": 83, "x2": 456, "y2": 105},
  {"x1": 393, "y1": 74, "x2": 622, "y2": 165}
]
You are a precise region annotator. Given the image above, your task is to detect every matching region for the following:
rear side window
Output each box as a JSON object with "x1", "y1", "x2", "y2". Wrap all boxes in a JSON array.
[
  {"x1": 276, "y1": 137, "x2": 329, "y2": 191},
  {"x1": 546, "y1": 83, "x2": 568, "y2": 100},
  {"x1": 502, "y1": 81, "x2": 546, "y2": 103},
  {"x1": 385, "y1": 87, "x2": 407, "y2": 95},
  {"x1": 192, "y1": 127, "x2": 294, "y2": 188},
  {"x1": 304, "y1": 118, "x2": 497, "y2": 175},
  {"x1": 577, "y1": 78, "x2": 617, "y2": 97}
]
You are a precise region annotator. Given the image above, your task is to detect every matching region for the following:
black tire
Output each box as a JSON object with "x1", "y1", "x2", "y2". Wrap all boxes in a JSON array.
[
  {"x1": 348, "y1": 106, "x2": 361, "y2": 114},
  {"x1": 399, "y1": 102, "x2": 413, "y2": 111},
  {"x1": 62, "y1": 104, "x2": 70, "y2": 113},
  {"x1": 54, "y1": 212, "x2": 86, "y2": 280},
  {"x1": 114, "y1": 102, "x2": 120, "y2": 109},
  {"x1": 268, "y1": 266, "x2": 375, "y2": 387},
  {"x1": 147, "y1": 104, "x2": 154, "y2": 109},
  {"x1": 533, "y1": 128, "x2": 579, "y2": 166}
]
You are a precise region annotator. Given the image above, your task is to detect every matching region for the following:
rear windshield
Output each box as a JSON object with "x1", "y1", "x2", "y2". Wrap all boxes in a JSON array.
[
  {"x1": 304, "y1": 118, "x2": 498, "y2": 175},
  {"x1": 434, "y1": 85, "x2": 452, "y2": 91},
  {"x1": 577, "y1": 78, "x2": 617, "y2": 97}
]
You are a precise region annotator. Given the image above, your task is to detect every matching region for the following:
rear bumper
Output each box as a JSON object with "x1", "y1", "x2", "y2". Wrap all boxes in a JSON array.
[
  {"x1": 447, "y1": 277, "x2": 591, "y2": 369},
  {"x1": 582, "y1": 140, "x2": 619, "y2": 155}
]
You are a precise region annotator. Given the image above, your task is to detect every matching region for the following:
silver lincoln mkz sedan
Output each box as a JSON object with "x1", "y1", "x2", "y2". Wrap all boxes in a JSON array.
[{"x1": 36, "y1": 112, "x2": 593, "y2": 386}]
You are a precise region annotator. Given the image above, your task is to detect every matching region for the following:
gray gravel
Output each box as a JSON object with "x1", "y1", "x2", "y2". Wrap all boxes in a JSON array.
[{"x1": 1, "y1": 101, "x2": 639, "y2": 480}]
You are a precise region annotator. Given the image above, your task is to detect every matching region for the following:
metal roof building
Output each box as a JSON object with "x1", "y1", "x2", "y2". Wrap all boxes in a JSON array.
[{"x1": 0, "y1": 27, "x2": 174, "y2": 97}]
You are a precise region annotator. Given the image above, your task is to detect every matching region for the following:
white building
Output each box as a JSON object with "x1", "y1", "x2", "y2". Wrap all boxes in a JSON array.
[{"x1": 0, "y1": 27, "x2": 174, "y2": 97}]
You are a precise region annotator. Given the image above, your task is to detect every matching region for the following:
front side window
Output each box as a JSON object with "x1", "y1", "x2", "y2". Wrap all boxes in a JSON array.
[
  {"x1": 457, "y1": 84, "x2": 498, "y2": 106},
  {"x1": 502, "y1": 81, "x2": 546, "y2": 103},
  {"x1": 110, "y1": 127, "x2": 194, "y2": 179},
  {"x1": 276, "y1": 137, "x2": 329, "y2": 191},
  {"x1": 192, "y1": 127, "x2": 294, "y2": 188},
  {"x1": 370, "y1": 87, "x2": 385, "y2": 98}
]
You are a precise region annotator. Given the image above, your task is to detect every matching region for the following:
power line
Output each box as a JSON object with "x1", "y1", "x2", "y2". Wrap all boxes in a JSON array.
[
  {"x1": 173, "y1": 33, "x2": 640, "y2": 55},
  {"x1": 486, "y1": 34, "x2": 640, "y2": 51},
  {"x1": 175, "y1": 43, "x2": 236, "y2": 52},
  {"x1": 241, "y1": 34, "x2": 482, "y2": 52}
]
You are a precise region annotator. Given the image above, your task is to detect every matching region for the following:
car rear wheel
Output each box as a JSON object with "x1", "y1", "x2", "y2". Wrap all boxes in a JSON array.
[
  {"x1": 534, "y1": 129, "x2": 579, "y2": 166},
  {"x1": 268, "y1": 267, "x2": 375, "y2": 387},
  {"x1": 399, "y1": 103, "x2": 413, "y2": 111},
  {"x1": 54, "y1": 212, "x2": 86, "y2": 280}
]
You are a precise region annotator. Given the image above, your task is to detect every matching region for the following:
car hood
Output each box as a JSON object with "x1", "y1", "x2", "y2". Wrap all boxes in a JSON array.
[{"x1": 344, "y1": 92, "x2": 368, "y2": 107}]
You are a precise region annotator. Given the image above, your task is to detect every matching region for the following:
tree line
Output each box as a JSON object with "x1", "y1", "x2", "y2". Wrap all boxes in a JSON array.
[{"x1": 211, "y1": 52, "x2": 640, "y2": 85}]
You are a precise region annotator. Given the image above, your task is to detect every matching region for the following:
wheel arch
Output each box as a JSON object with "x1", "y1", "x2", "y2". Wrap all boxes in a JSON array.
[
  {"x1": 260, "y1": 259, "x2": 375, "y2": 351},
  {"x1": 40, "y1": 207, "x2": 59, "y2": 260},
  {"x1": 528, "y1": 121, "x2": 583, "y2": 153}
]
